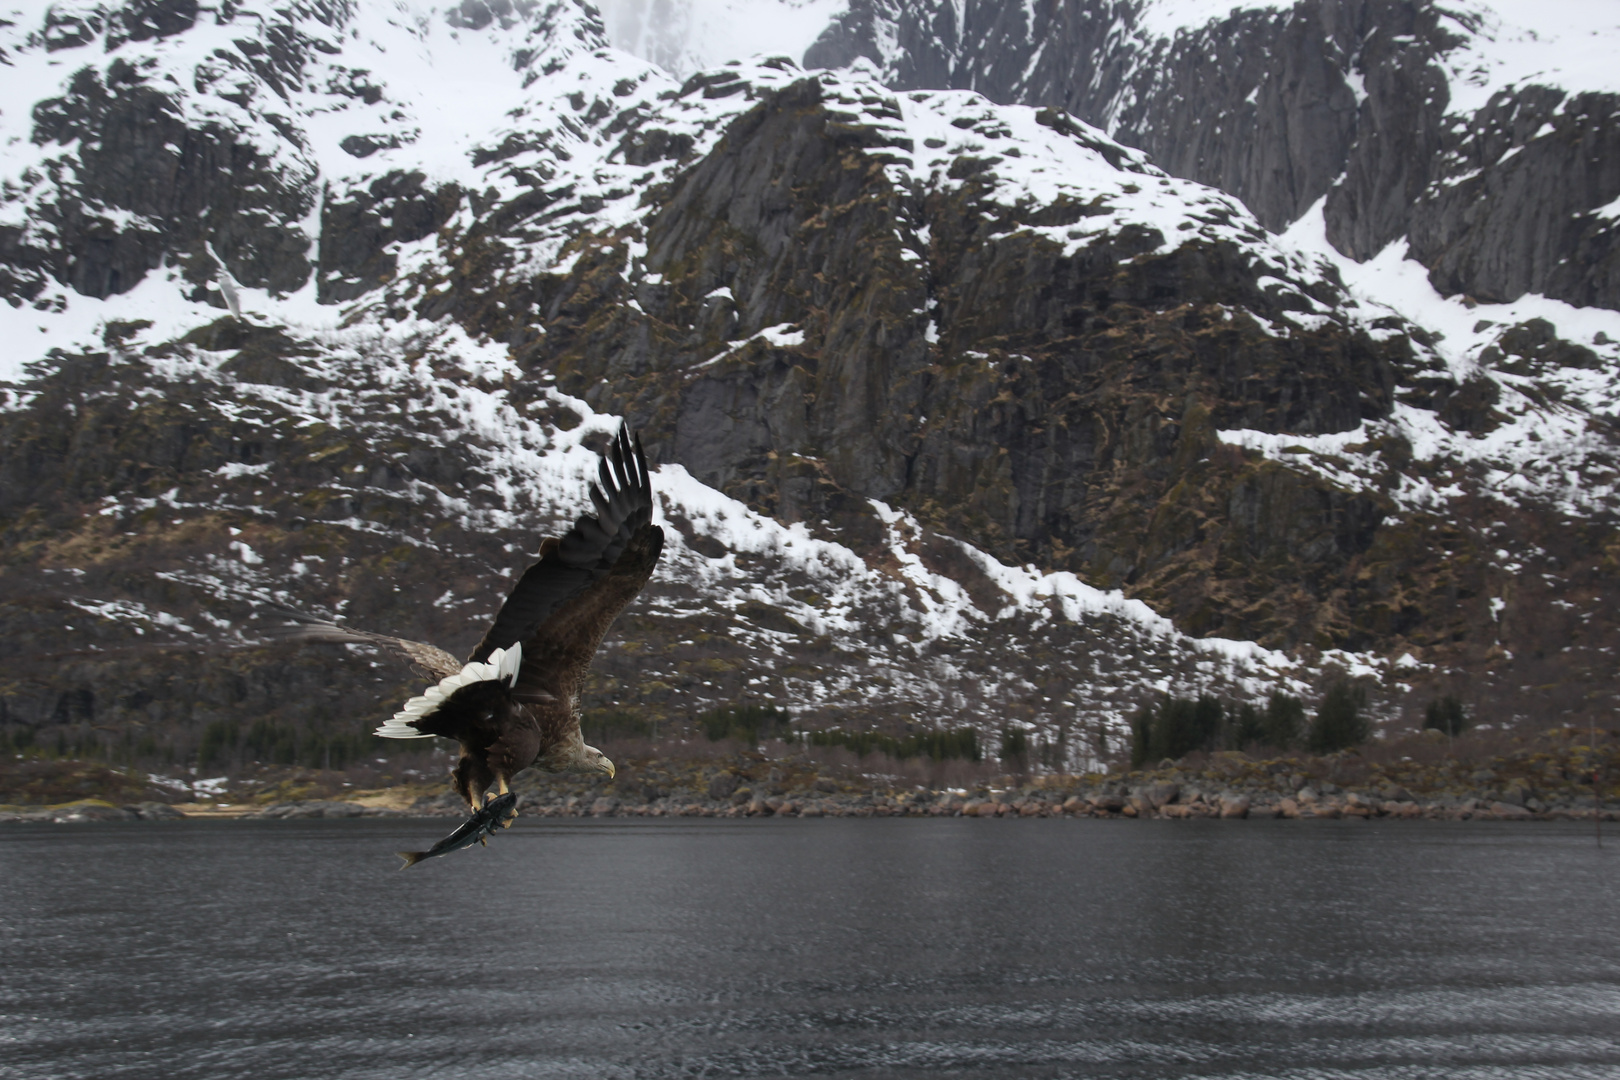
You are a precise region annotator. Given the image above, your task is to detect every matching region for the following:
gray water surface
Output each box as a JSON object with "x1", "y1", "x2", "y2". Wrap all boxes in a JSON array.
[{"x1": 1, "y1": 818, "x2": 1616, "y2": 1079}]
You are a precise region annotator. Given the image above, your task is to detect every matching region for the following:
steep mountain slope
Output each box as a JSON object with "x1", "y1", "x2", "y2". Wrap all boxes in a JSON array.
[
  {"x1": 803, "y1": 0, "x2": 1620, "y2": 313},
  {"x1": 1, "y1": 0, "x2": 1617, "y2": 774}
]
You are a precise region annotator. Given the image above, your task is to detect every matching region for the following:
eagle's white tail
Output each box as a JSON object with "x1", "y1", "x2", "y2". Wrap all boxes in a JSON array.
[{"x1": 374, "y1": 644, "x2": 522, "y2": 738}]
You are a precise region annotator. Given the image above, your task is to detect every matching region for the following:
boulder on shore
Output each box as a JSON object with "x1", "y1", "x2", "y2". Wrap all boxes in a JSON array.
[{"x1": 1147, "y1": 782, "x2": 1180, "y2": 808}]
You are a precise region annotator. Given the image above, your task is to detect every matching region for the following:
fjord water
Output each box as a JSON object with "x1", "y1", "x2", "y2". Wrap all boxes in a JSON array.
[{"x1": 2, "y1": 820, "x2": 1616, "y2": 1080}]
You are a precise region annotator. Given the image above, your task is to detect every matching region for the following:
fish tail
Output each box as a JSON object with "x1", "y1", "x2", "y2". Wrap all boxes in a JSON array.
[{"x1": 396, "y1": 850, "x2": 429, "y2": 870}]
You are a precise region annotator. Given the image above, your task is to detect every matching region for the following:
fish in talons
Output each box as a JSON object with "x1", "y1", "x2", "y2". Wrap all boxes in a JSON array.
[{"x1": 396, "y1": 792, "x2": 520, "y2": 869}]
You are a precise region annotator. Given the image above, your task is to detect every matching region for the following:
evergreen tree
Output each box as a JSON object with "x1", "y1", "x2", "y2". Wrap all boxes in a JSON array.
[
  {"x1": 1228, "y1": 702, "x2": 1264, "y2": 748},
  {"x1": 699, "y1": 703, "x2": 790, "y2": 742},
  {"x1": 197, "y1": 720, "x2": 235, "y2": 769},
  {"x1": 1307, "y1": 682, "x2": 1369, "y2": 753},
  {"x1": 1193, "y1": 695, "x2": 1224, "y2": 753},
  {"x1": 999, "y1": 726, "x2": 1028, "y2": 763},
  {"x1": 1261, "y1": 690, "x2": 1306, "y2": 749},
  {"x1": 1130, "y1": 704, "x2": 1154, "y2": 769},
  {"x1": 1423, "y1": 695, "x2": 1467, "y2": 738},
  {"x1": 1150, "y1": 695, "x2": 1224, "y2": 760}
]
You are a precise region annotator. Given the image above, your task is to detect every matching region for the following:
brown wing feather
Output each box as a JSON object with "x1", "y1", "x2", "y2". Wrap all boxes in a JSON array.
[
  {"x1": 469, "y1": 425, "x2": 657, "y2": 667},
  {"x1": 513, "y1": 522, "x2": 664, "y2": 708},
  {"x1": 261, "y1": 613, "x2": 462, "y2": 681}
]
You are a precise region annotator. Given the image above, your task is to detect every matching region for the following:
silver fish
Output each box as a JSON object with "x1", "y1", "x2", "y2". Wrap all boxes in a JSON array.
[{"x1": 396, "y1": 792, "x2": 518, "y2": 869}]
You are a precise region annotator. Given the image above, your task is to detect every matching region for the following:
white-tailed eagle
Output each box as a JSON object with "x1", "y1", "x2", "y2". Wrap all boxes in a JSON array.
[{"x1": 275, "y1": 425, "x2": 663, "y2": 822}]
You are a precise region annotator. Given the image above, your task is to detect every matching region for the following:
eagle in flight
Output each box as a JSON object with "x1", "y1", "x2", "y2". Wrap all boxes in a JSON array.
[{"x1": 278, "y1": 425, "x2": 663, "y2": 826}]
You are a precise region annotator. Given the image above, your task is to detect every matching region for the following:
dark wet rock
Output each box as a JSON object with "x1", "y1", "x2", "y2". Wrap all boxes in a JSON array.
[{"x1": 1407, "y1": 89, "x2": 1620, "y2": 309}]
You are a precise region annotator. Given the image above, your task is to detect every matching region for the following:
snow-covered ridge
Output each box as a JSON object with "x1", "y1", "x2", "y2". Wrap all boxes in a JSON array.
[
  {"x1": 0, "y1": 0, "x2": 648, "y2": 342},
  {"x1": 1103, "y1": 1, "x2": 1620, "y2": 107},
  {"x1": 63, "y1": 315, "x2": 1314, "y2": 742},
  {"x1": 1131, "y1": 1, "x2": 1287, "y2": 41},
  {"x1": 0, "y1": 0, "x2": 1345, "y2": 375},
  {"x1": 1222, "y1": 199, "x2": 1620, "y2": 520},
  {"x1": 1436, "y1": 0, "x2": 1620, "y2": 114},
  {"x1": 1, "y1": 0, "x2": 1609, "y2": 543}
]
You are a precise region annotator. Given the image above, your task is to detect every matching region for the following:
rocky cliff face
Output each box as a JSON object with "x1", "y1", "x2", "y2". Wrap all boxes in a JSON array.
[
  {"x1": 804, "y1": 0, "x2": 1620, "y2": 313},
  {"x1": 1, "y1": 0, "x2": 1618, "y2": 774}
]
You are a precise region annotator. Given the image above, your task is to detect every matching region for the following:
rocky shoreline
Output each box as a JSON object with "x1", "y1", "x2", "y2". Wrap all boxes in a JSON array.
[
  {"x1": 5, "y1": 784, "x2": 1612, "y2": 824},
  {"x1": 5, "y1": 740, "x2": 1614, "y2": 825}
]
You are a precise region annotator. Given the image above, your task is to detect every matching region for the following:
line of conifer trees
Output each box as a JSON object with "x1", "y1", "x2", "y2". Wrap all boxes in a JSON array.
[
  {"x1": 196, "y1": 718, "x2": 374, "y2": 772},
  {"x1": 692, "y1": 701, "x2": 984, "y2": 763},
  {"x1": 1129, "y1": 682, "x2": 1369, "y2": 768}
]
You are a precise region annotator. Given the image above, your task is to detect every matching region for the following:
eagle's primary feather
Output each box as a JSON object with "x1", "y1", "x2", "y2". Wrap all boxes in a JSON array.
[{"x1": 270, "y1": 425, "x2": 663, "y2": 815}]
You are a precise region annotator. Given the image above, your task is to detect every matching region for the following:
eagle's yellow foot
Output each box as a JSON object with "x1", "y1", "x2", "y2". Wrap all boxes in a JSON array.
[
  {"x1": 498, "y1": 807, "x2": 519, "y2": 829},
  {"x1": 479, "y1": 835, "x2": 488, "y2": 846}
]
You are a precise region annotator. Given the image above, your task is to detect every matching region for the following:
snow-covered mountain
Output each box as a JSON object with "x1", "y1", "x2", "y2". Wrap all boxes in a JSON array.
[
  {"x1": 0, "y1": 0, "x2": 1616, "y2": 769},
  {"x1": 803, "y1": 0, "x2": 1620, "y2": 313}
]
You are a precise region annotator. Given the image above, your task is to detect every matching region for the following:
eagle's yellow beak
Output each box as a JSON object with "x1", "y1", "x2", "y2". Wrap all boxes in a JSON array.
[{"x1": 604, "y1": 758, "x2": 616, "y2": 779}]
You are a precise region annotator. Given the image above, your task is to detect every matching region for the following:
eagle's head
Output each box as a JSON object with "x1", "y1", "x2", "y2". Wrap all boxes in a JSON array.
[{"x1": 583, "y1": 743, "x2": 616, "y2": 779}]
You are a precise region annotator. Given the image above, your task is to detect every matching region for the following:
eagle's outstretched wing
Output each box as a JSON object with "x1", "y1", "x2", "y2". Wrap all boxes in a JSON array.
[
  {"x1": 469, "y1": 425, "x2": 664, "y2": 704},
  {"x1": 262, "y1": 611, "x2": 463, "y2": 682}
]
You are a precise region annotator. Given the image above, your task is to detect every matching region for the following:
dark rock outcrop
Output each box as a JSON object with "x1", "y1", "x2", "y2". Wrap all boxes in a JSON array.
[
  {"x1": 0, "y1": 3, "x2": 331, "y2": 305},
  {"x1": 1406, "y1": 88, "x2": 1620, "y2": 308},
  {"x1": 486, "y1": 79, "x2": 1419, "y2": 648},
  {"x1": 318, "y1": 172, "x2": 464, "y2": 303}
]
